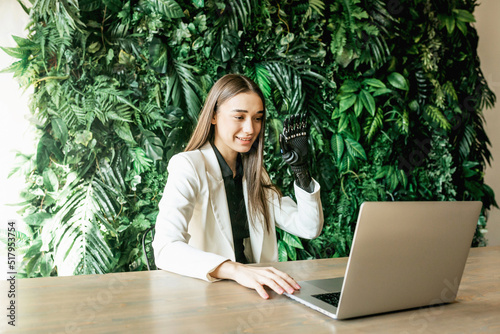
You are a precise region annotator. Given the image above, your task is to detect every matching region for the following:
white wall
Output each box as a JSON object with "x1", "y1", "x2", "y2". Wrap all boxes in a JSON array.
[
  {"x1": 0, "y1": 2, "x2": 32, "y2": 227},
  {"x1": 475, "y1": 0, "x2": 500, "y2": 246}
]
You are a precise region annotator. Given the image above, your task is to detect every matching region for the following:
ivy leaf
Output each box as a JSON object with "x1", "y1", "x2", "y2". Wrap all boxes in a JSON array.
[
  {"x1": 388, "y1": 72, "x2": 409, "y2": 91},
  {"x1": 74, "y1": 130, "x2": 93, "y2": 147}
]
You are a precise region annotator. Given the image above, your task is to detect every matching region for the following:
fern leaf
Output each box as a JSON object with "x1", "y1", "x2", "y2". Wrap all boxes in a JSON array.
[
  {"x1": 424, "y1": 105, "x2": 451, "y2": 131},
  {"x1": 53, "y1": 181, "x2": 115, "y2": 275},
  {"x1": 265, "y1": 62, "x2": 304, "y2": 114},
  {"x1": 229, "y1": 0, "x2": 250, "y2": 28},
  {"x1": 254, "y1": 63, "x2": 272, "y2": 99},
  {"x1": 172, "y1": 61, "x2": 204, "y2": 123},
  {"x1": 309, "y1": 0, "x2": 325, "y2": 16}
]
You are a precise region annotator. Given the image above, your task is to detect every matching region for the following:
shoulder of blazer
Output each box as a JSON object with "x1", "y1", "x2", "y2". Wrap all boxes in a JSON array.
[{"x1": 169, "y1": 142, "x2": 222, "y2": 181}]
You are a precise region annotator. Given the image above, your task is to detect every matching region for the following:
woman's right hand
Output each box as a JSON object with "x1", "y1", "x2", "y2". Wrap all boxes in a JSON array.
[{"x1": 209, "y1": 260, "x2": 301, "y2": 299}]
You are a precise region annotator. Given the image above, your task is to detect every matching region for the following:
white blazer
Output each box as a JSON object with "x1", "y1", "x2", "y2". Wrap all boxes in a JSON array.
[{"x1": 152, "y1": 142, "x2": 324, "y2": 281}]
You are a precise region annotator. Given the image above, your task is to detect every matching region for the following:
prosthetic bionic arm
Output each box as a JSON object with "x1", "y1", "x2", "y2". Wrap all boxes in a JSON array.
[{"x1": 279, "y1": 114, "x2": 314, "y2": 193}]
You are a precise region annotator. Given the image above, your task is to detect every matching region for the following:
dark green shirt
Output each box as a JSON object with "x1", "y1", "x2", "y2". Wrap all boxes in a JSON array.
[{"x1": 211, "y1": 143, "x2": 250, "y2": 264}]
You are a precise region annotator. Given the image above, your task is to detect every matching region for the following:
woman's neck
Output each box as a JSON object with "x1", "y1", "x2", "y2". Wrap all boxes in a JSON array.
[{"x1": 212, "y1": 141, "x2": 238, "y2": 176}]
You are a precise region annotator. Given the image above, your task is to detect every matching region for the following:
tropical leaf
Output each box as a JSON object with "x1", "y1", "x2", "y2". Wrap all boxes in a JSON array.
[
  {"x1": 148, "y1": 37, "x2": 169, "y2": 74},
  {"x1": 265, "y1": 62, "x2": 304, "y2": 114},
  {"x1": 192, "y1": 0, "x2": 204, "y2": 8},
  {"x1": 51, "y1": 179, "x2": 116, "y2": 275},
  {"x1": 229, "y1": 0, "x2": 252, "y2": 28},
  {"x1": 364, "y1": 108, "x2": 383, "y2": 141},
  {"x1": 174, "y1": 61, "x2": 204, "y2": 122},
  {"x1": 6, "y1": 0, "x2": 495, "y2": 274},
  {"x1": 424, "y1": 105, "x2": 451, "y2": 131},
  {"x1": 149, "y1": 0, "x2": 185, "y2": 19},
  {"x1": 213, "y1": 27, "x2": 240, "y2": 62},
  {"x1": 345, "y1": 136, "x2": 367, "y2": 160},
  {"x1": 309, "y1": 0, "x2": 325, "y2": 16},
  {"x1": 141, "y1": 129, "x2": 164, "y2": 162},
  {"x1": 131, "y1": 147, "x2": 153, "y2": 174},
  {"x1": 359, "y1": 89, "x2": 375, "y2": 116},
  {"x1": 387, "y1": 72, "x2": 409, "y2": 91},
  {"x1": 331, "y1": 134, "x2": 345, "y2": 165},
  {"x1": 339, "y1": 94, "x2": 356, "y2": 113},
  {"x1": 245, "y1": 63, "x2": 272, "y2": 99}
]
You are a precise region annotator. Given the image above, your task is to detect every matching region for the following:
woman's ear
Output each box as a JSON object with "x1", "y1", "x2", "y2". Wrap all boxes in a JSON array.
[{"x1": 211, "y1": 112, "x2": 217, "y2": 125}]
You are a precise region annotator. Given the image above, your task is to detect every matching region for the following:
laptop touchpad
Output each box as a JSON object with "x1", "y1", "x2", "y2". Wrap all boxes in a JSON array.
[{"x1": 307, "y1": 277, "x2": 344, "y2": 292}]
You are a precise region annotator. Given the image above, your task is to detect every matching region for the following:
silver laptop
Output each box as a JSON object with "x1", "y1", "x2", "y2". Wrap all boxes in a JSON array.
[{"x1": 284, "y1": 201, "x2": 482, "y2": 320}]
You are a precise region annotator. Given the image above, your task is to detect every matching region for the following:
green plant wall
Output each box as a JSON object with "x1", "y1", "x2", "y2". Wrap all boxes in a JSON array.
[{"x1": 3, "y1": 0, "x2": 496, "y2": 277}]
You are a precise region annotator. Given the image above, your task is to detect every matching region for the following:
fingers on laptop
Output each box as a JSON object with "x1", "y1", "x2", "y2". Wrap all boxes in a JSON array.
[{"x1": 250, "y1": 267, "x2": 300, "y2": 299}]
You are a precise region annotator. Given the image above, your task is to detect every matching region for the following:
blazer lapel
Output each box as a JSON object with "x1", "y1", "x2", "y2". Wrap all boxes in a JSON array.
[
  {"x1": 200, "y1": 143, "x2": 234, "y2": 251},
  {"x1": 243, "y1": 177, "x2": 265, "y2": 263}
]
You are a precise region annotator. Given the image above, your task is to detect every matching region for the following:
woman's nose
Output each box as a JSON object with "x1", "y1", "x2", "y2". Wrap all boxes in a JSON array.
[{"x1": 243, "y1": 119, "x2": 254, "y2": 134}]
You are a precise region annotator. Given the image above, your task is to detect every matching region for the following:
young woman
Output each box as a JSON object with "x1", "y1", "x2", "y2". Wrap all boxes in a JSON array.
[{"x1": 152, "y1": 74, "x2": 323, "y2": 299}]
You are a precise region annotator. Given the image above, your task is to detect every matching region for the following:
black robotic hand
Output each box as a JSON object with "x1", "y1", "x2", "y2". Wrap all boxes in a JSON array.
[{"x1": 279, "y1": 114, "x2": 314, "y2": 193}]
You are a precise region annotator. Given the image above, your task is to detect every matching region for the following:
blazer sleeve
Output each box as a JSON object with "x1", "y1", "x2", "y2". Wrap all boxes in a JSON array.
[
  {"x1": 271, "y1": 179, "x2": 324, "y2": 239},
  {"x1": 152, "y1": 154, "x2": 229, "y2": 282}
]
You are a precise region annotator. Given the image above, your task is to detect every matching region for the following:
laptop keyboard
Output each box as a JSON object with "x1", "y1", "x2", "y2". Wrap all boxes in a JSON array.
[{"x1": 312, "y1": 292, "x2": 341, "y2": 307}]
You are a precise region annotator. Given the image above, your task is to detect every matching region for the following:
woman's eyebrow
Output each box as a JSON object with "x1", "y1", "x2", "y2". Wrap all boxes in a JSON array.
[{"x1": 231, "y1": 109, "x2": 264, "y2": 113}]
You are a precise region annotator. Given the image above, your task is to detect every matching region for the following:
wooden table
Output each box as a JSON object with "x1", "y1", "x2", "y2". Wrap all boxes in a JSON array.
[{"x1": 2, "y1": 246, "x2": 499, "y2": 333}]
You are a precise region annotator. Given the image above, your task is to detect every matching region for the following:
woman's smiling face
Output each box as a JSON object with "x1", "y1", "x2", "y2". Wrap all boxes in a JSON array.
[{"x1": 211, "y1": 92, "x2": 264, "y2": 164}]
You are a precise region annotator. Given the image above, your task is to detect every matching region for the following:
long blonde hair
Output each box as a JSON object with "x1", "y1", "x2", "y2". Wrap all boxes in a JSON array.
[{"x1": 185, "y1": 74, "x2": 280, "y2": 232}]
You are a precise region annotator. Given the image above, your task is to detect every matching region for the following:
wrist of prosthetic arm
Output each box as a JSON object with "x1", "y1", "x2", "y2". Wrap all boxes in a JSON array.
[
  {"x1": 280, "y1": 114, "x2": 314, "y2": 193},
  {"x1": 290, "y1": 164, "x2": 314, "y2": 193}
]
